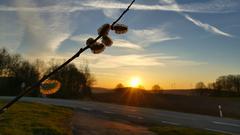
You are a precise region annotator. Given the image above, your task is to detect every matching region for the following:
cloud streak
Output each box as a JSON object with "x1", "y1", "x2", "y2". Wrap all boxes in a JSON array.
[
  {"x1": 0, "y1": 0, "x2": 238, "y2": 14},
  {"x1": 184, "y1": 14, "x2": 233, "y2": 37},
  {"x1": 87, "y1": 54, "x2": 164, "y2": 68},
  {"x1": 129, "y1": 28, "x2": 181, "y2": 46},
  {"x1": 83, "y1": 0, "x2": 239, "y2": 14},
  {"x1": 80, "y1": 53, "x2": 206, "y2": 69},
  {"x1": 160, "y1": 0, "x2": 234, "y2": 38},
  {"x1": 114, "y1": 39, "x2": 143, "y2": 50}
]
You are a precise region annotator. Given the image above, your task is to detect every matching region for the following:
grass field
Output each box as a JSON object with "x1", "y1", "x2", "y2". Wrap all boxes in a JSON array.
[
  {"x1": 92, "y1": 90, "x2": 240, "y2": 119},
  {"x1": 149, "y1": 126, "x2": 228, "y2": 135},
  {"x1": 0, "y1": 101, "x2": 73, "y2": 135}
]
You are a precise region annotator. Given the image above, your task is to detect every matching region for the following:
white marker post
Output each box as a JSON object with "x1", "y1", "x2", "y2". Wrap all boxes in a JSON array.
[{"x1": 218, "y1": 105, "x2": 223, "y2": 118}]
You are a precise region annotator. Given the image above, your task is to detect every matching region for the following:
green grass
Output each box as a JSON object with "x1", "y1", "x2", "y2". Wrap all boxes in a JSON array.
[
  {"x1": 149, "y1": 126, "x2": 229, "y2": 135},
  {"x1": 0, "y1": 101, "x2": 73, "y2": 135}
]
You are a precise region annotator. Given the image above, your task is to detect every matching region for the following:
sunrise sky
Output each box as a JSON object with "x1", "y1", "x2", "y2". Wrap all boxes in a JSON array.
[{"x1": 0, "y1": 0, "x2": 240, "y2": 89}]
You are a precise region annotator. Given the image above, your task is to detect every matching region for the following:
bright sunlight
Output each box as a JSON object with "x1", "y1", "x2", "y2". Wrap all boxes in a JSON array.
[{"x1": 129, "y1": 77, "x2": 141, "y2": 87}]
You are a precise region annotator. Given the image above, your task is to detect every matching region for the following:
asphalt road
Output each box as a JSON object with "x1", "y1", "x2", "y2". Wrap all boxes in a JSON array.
[{"x1": 1, "y1": 96, "x2": 240, "y2": 135}]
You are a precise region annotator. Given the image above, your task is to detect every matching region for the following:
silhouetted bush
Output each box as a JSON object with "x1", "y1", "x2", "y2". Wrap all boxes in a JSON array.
[
  {"x1": 0, "y1": 48, "x2": 94, "y2": 98},
  {"x1": 45, "y1": 63, "x2": 93, "y2": 99},
  {"x1": 0, "y1": 48, "x2": 40, "y2": 96}
]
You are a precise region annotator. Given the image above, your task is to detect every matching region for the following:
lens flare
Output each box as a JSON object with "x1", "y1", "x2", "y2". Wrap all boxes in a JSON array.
[{"x1": 40, "y1": 80, "x2": 61, "y2": 95}]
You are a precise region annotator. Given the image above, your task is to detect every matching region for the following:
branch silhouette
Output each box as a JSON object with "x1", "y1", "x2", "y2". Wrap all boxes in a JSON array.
[{"x1": 0, "y1": 0, "x2": 135, "y2": 114}]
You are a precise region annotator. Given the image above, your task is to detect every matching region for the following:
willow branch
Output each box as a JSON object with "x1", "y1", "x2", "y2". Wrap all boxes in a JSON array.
[{"x1": 0, "y1": 0, "x2": 135, "y2": 114}]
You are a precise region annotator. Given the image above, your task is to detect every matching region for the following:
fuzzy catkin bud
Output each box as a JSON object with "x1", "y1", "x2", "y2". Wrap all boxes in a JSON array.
[
  {"x1": 112, "y1": 24, "x2": 128, "y2": 34},
  {"x1": 98, "y1": 23, "x2": 111, "y2": 36},
  {"x1": 86, "y1": 38, "x2": 95, "y2": 46},
  {"x1": 101, "y1": 36, "x2": 113, "y2": 47},
  {"x1": 90, "y1": 42, "x2": 106, "y2": 54}
]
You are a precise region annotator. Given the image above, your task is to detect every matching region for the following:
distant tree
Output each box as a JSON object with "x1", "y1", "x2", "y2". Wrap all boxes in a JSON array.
[
  {"x1": 32, "y1": 59, "x2": 46, "y2": 77},
  {"x1": 207, "y1": 83, "x2": 215, "y2": 90},
  {"x1": 195, "y1": 82, "x2": 206, "y2": 89},
  {"x1": 13, "y1": 61, "x2": 40, "y2": 96},
  {"x1": 195, "y1": 82, "x2": 207, "y2": 96},
  {"x1": 0, "y1": 48, "x2": 11, "y2": 76},
  {"x1": 152, "y1": 84, "x2": 163, "y2": 93},
  {"x1": 80, "y1": 64, "x2": 95, "y2": 97},
  {"x1": 116, "y1": 83, "x2": 124, "y2": 89},
  {"x1": 214, "y1": 75, "x2": 240, "y2": 93},
  {"x1": 152, "y1": 84, "x2": 162, "y2": 90}
]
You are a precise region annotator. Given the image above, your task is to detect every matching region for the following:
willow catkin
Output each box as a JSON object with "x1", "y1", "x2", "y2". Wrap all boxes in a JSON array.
[
  {"x1": 86, "y1": 38, "x2": 95, "y2": 46},
  {"x1": 90, "y1": 42, "x2": 106, "y2": 54},
  {"x1": 102, "y1": 36, "x2": 113, "y2": 47},
  {"x1": 97, "y1": 23, "x2": 111, "y2": 36},
  {"x1": 112, "y1": 24, "x2": 128, "y2": 34}
]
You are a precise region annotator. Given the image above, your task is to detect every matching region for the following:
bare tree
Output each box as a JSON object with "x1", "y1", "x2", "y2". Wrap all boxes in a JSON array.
[
  {"x1": 214, "y1": 75, "x2": 240, "y2": 93},
  {"x1": 195, "y1": 82, "x2": 206, "y2": 89}
]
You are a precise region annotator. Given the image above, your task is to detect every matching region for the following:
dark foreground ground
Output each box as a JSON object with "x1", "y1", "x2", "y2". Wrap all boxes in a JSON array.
[
  {"x1": 0, "y1": 100, "x2": 229, "y2": 135},
  {"x1": 92, "y1": 91, "x2": 240, "y2": 119}
]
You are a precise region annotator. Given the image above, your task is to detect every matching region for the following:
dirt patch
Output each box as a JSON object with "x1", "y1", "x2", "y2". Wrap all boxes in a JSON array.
[{"x1": 71, "y1": 111, "x2": 155, "y2": 135}]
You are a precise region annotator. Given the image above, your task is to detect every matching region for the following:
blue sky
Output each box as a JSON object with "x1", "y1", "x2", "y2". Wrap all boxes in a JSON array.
[{"x1": 0, "y1": 0, "x2": 240, "y2": 89}]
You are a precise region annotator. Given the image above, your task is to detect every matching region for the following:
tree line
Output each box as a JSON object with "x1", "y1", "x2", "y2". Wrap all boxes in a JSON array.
[
  {"x1": 0, "y1": 48, "x2": 95, "y2": 99},
  {"x1": 195, "y1": 75, "x2": 240, "y2": 96}
]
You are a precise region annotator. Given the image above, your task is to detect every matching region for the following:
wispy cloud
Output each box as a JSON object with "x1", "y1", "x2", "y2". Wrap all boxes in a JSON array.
[
  {"x1": 69, "y1": 34, "x2": 93, "y2": 43},
  {"x1": 14, "y1": 0, "x2": 71, "y2": 55},
  {"x1": 129, "y1": 28, "x2": 181, "y2": 46},
  {"x1": 161, "y1": 0, "x2": 234, "y2": 38},
  {"x1": 86, "y1": 54, "x2": 164, "y2": 68},
  {"x1": 114, "y1": 39, "x2": 143, "y2": 50},
  {"x1": 166, "y1": 60, "x2": 207, "y2": 66},
  {"x1": 0, "y1": 0, "x2": 238, "y2": 14},
  {"x1": 78, "y1": 53, "x2": 206, "y2": 69},
  {"x1": 83, "y1": 0, "x2": 239, "y2": 15},
  {"x1": 184, "y1": 14, "x2": 233, "y2": 37},
  {"x1": 0, "y1": 0, "x2": 237, "y2": 42}
]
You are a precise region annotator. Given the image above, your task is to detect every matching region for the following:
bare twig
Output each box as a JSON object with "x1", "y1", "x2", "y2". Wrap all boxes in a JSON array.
[
  {"x1": 0, "y1": 0, "x2": 135, "y2": 114},
  {"x1": 111, "y1": 0, "x2": 135, "y2": 29}
]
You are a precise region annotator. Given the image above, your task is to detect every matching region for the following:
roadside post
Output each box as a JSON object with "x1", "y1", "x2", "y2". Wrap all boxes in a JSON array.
[{"x1": 218, "y1": 105, "x2": 223, "y2": 118}]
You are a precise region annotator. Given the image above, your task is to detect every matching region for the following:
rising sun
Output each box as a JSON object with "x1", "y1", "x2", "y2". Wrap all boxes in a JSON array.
[{"x1": 129, "y1": 77, "x2": 141, "y2": 87}]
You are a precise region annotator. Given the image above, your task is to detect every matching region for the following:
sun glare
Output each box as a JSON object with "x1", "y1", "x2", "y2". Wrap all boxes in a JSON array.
[{"x1": 129, "y1": 77, "x2": 141, "y2": 87}]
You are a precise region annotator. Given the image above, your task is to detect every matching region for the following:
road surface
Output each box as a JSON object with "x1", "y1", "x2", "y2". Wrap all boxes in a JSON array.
[{"x1": 1, "y1": 96, "x2": 240, "y2": 135}]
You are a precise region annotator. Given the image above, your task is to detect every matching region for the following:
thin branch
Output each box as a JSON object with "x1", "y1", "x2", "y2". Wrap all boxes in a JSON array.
[
  {"x1": 0, "y1": 0, "x2": 135, "y2": 114},
  {"x1": 111, "y1": 0, "x2": 135, "y2": 29}
]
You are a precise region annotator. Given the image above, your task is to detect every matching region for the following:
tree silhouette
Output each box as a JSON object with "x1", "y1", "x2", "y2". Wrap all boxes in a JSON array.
[
  {"x1": 214, "y1": 75, "x2": 240, "y2": 93},
  {"x1": 0, "y1": 48, "x2": 39, "y2": 96},
  {"x1": 152, "y1": 84, "x2": 162, "y2": 91},
  {"x1": 116, "y1": 83, "x2": 124, "y2": 89},
  {"x1": 152, "y1": 84, "x2": 163, "y2": 93},
  {"x1": 45, "y1": 63, "x2": 93, "y2": 99},
  {"x1": 195, "y1": 82, "x2": 206, "y2": 89}
]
